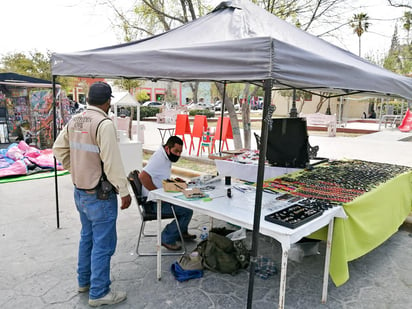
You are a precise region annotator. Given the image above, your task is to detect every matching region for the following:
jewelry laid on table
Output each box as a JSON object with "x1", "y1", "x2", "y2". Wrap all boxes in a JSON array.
[{"x1": 263, "y1": 159, "x2": 411, "y2": 203}]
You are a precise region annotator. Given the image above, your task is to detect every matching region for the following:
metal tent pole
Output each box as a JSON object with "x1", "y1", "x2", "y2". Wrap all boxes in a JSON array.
[
  {"x1": 247, "y1": 79, "x2": 273, "y2": 308},
  {"x1": 217, "y1": 81, "x2": 227, "y2": 154},
  {"x1": 52, "y1": 75, "x2": 60, "y2": 229},
  {"x1": 289, "y1": 88, "x2": 298, "y2": 117}
]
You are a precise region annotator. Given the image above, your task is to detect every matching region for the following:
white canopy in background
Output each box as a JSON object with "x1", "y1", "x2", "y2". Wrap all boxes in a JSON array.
[
  {"x1": 109, "y1": 91, "x2": 140, "y2": 142},
  {"x1": 110, "y1": 91, "x2": 139, "y2": 120},
  {"x1": 51, "y1": 0, "x2": 412, "y2": 100},
  {"x1": 111, "y1": 91, "x2": 138, "y2": 106}
]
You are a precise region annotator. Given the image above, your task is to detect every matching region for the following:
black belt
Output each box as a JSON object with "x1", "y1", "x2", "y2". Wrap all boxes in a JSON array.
[{"x1": 75, "y1": 185, "x2": 97, "y2": 193}]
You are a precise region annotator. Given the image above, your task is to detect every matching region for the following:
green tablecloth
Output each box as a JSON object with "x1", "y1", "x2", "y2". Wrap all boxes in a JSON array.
[
  {"x1": 0, "y1": 170, "x2": 69, "y2": 183},
  {"x1": 310, "y1": 171, "x2": 412, "y2": 286}
]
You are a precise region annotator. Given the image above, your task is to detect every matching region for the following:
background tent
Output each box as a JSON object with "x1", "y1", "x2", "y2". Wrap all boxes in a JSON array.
[
  {"x1": 0, "y1": 72, "x2": 58, "y2": 89},
  {"x1": 111, "y1": 91, "x2": 139, "y2": 119},
  {"x1": 0, "y1": 73, "x2": 62, "y2": 145},
  {"x1": 50, "y1": 0, "x2": 412, "y2": 307},
  {"x1": 110, "y1": 91, "x2": 141, "y2": 140}
]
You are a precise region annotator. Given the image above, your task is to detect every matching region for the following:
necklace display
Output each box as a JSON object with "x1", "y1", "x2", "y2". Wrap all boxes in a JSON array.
[
  {"x1": 263, "y1": 159, "x2": 411, "y2": 228},
  {"x1": 263, "y1": 160, "x2": 410, "y2": 203}
]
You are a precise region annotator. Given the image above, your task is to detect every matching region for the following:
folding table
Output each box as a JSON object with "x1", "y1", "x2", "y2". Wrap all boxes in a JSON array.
[{"x1": 147, "y1": 181, "x2": 346, "y2": 309}]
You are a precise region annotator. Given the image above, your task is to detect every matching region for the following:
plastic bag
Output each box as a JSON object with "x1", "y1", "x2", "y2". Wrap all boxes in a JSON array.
[{"x1": 226, "y1": 227, "x2": 247, "y2": 241}]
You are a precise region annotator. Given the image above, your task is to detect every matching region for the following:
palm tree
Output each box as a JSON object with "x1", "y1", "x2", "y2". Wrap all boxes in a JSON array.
[
  {"x1": 350, "y1": 13, "x2": 371, "y2": 57},
  {"x1": 402, "y1": 11, "x2": 412, "y2": 45}
]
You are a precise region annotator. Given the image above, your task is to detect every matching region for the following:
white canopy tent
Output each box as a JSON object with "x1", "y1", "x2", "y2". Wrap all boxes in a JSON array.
[
  {"x1": 110, "y1": 91, "x2": 140, "y2": 137},
  {"x1": 111, "y1": 91, "x2": 138, "y2": 108}
]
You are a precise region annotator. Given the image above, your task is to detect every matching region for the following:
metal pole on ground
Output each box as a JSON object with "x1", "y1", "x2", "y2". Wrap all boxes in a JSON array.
[
  {"x1": 52, "y1": 75, "x2": 60, "y2": 229},
  {"x1": 289, "y1": 88, "x2": 298, "y2": 117},
  {"x1": 217, "y1": 81, "x2": 227, "y2": 155},
  {"x1": 247, "y1": 79, "x2": 273, "y2": 308}
]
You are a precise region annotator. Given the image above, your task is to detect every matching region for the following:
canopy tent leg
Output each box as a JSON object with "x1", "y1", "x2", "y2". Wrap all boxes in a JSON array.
[
  {"x1": 52, "y1": 76, "x2": 60, "y2": 229},
  {"x1": 289, "y1": 88, "x2": 298, "y2": 117},
  {"x1": 217, "y1": 81, "x2": 227, "y2": 155},
  {"x1": 246, "y1": 79, "x2": 273, "y2": 309}
]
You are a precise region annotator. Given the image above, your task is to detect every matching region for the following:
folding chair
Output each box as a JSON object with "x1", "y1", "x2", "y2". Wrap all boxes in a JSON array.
[
  {"x1": 128, "y1": 170, "x2": 185, "y2": 256},
  {"x1": 199, "y1": 128, "x2": 214, "y2": 155}
]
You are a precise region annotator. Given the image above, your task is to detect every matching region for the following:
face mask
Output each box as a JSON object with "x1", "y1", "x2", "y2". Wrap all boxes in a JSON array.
[
  {"x1": 104, "y1": 102, "x2": 111, "y2": 114},
  {"x1": 167, "y1": 152, "x2": 180, "y2": 163}
]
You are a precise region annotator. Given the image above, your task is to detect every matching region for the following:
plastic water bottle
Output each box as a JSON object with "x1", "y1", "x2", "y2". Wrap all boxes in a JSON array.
[{"x1": 200, "y1": 226, "x2": 209, "y2": 240}]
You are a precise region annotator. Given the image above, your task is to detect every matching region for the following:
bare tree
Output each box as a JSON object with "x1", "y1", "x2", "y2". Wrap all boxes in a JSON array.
[
  {"x1": 240, "y1": 84, "x2": 260, "y2": 149},
  {"x1": 388, "y1": 0, "x2": 412, "y2": 9},
  {"x1": 214, "y1": 82, "x2": 243, "y2": 150},
  {"x1": 315, "y1": 93, "x2": 329, "y2": 112},
  {"x1": 103, "y1": 0, "x2": 353, "y2": 148}
]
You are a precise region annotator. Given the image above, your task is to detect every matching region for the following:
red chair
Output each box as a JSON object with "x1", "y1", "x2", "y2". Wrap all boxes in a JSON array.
[
  {"x1": 189, "y1": 115, "x2": 208, "y2": 156},
  {"x1": 211, "y1": 117, "x2": 233, "y2": 153},
  {"x1": 398, "y1": 109, "x2": 412, "y2": 132},
  {"x1": 174, "y1": 114, "x2": 191, "y2": 148}
]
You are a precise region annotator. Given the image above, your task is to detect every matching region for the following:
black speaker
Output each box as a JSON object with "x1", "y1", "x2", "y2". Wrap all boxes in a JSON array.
[{"x1": 266, "y1": 118, "x2": 309, "y2": 168}]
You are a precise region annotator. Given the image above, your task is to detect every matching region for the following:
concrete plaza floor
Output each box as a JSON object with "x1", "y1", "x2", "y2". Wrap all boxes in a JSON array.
[{"x1": 0, "y1": 119, "x2": 412, "y2": 308}]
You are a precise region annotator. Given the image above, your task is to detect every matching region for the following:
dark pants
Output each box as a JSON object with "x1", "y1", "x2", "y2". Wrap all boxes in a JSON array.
[{"x1": 144, "y1": 201, "x2": 193, "y2": 244}]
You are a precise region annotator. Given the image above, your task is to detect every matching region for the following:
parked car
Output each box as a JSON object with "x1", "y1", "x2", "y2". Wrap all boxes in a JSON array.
[
  {"x1": 214, "y1": 102, "x2": 240, "y2": 111},
  {"x1": 72, "y1": 102, "x2": 87, "y2": 113},
  {"x1": 187, "y1": 102, "x2": 214, "y2": 110},
  {"x1": 142, "y1": 101, "x2": 164, "y2": 107}
]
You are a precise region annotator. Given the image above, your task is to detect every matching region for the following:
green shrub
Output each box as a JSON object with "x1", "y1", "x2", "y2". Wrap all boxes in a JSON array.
[
  {"x1": 139, "y1": 106, "x2": 160, "y2": 120},
  {"x1": 189, "y1": 109, "x2": 215, "y2": 118}
]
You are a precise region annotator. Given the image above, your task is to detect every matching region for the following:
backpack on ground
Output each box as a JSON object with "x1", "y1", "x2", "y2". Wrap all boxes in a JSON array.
[{"x1": 194, "y1": 231, "x2": 249, "y2": 274}]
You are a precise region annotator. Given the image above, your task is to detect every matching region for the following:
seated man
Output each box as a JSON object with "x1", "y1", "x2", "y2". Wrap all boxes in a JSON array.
[{"x1": 139, "y1": 135, "x2": 196, "y2": 250}]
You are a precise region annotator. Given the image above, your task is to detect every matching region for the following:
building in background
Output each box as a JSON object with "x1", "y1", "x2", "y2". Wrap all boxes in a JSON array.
[{"x1": 67, "y1": 77, "x2": 106, "y2": 103}]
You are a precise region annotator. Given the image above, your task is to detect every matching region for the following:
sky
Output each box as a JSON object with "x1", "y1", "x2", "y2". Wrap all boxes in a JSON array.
[{"x1": 0, "y1": 0, "x2": 408, "y2": 59}]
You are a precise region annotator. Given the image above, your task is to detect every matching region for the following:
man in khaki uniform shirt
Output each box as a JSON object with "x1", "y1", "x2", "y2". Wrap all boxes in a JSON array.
[{"x1": 53, "y1": 81, "x2": 131, "y2": 307}]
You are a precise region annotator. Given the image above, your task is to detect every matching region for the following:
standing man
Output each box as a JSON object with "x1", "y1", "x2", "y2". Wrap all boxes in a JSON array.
[
  {"x1": 53, "y1": 81, "x2": 131, "y2": 307},
  {"x1": 139, "y1": 136, "x2": 196, "y2": 250}
]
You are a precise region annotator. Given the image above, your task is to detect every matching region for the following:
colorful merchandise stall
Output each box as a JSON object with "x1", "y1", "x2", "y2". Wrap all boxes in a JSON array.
[
  {"x1": 0, "y1": 73, "x2": 69, "y2": 149},
  {"x1": 0, "y1": 73, "x2": 71, "y2": 180}
]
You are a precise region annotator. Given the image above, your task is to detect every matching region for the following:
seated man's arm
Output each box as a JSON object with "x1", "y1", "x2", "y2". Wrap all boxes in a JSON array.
[{"x1": 139, "y1": 170, "x2": 158, "y2": 191}]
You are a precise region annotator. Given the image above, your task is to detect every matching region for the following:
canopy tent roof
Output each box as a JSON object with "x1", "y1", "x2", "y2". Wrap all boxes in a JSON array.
[
  {"x1": 111, "y1": 91, "x2": 138, "y2": 107},
  {"x1": 51, "y1": 0, "x2": 412, "y2": 100},
  {"x1": 0, "y1": 72, "x2": 58, "y2": 88}
]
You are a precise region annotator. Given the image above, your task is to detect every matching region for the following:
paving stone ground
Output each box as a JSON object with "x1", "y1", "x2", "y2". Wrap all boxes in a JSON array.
[{"x1": 1, "y1": 120, "x2": 412, "y2": 308}]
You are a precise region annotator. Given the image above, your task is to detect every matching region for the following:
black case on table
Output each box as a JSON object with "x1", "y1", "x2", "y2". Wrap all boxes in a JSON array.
[
  {"x1": 264, "y1": 203, "x2": 324, "y2": 229},
  {"x1": 266, "y1": 118, "x2": 309, "y2": 168}
]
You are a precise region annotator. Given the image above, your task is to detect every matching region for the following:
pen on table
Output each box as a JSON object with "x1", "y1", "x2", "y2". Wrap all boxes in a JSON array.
[
  {"x1": 263, "y1": 188, "x2": 278, "y2": 195},
  {"x1": 233, "y1": 186, "x2": 246, "y2": 193},
  {"x1": 207, "y1": 195, "x2": 226, "y2": 200}
]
